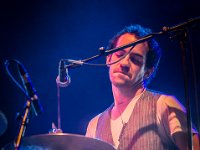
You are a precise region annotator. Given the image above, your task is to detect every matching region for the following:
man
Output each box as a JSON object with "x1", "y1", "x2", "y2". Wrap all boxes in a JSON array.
[{"x1": 86, "y1": 25, "x2": 199, "y2": 150}]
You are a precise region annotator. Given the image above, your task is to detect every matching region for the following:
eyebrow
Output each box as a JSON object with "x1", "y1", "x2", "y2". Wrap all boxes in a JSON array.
[
  {"x1": 130, "y1": 52, "x2": 144, "y2": 59},
  {"x1": 116, "y1": 49, "x2": 145, "y2": 60}
]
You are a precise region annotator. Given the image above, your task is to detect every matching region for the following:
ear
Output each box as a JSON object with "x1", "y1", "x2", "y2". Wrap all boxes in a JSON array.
[{"x1": 144, "y1": 67, "x2": 154, "y2": 79}]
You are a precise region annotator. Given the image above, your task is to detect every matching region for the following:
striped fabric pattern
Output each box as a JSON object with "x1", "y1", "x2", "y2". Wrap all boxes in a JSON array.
[{"x1": 96, "y1": 90, "x2": 177, "y2": 150}]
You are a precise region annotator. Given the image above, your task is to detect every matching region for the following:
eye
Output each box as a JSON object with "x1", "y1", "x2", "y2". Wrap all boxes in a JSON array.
[
  {"x1": 129, "y1": 54, "x2": 144, "y2": 66},
  {"x1": 114, "y1": 50, "x2": 126, "y2": 58}
]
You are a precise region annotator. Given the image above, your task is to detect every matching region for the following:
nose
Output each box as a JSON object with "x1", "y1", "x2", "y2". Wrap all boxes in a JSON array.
[{"x1": 120, "y1": 55, "x2": 130, "y2": 72}]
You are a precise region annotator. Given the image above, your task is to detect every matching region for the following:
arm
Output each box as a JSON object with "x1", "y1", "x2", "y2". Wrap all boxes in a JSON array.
[
  {"x1": 193, "y1": 134, "x2": 200, "y2": 150},
  {"x1": 173, "y1": 132, "x2": 199, "y2": 150},
  {"x1": 158, "y1": 95, "x2": 199, "y2": 150}
]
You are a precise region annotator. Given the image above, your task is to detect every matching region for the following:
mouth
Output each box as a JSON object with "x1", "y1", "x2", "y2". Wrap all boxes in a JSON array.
[{"x1": 114, "y1": 71, "x2": 130, "y2": 78}]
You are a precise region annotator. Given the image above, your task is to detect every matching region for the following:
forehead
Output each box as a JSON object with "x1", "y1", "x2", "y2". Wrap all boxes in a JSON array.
[{"x1": 116, "y1": 33, "x2": 149, "y2": 55}]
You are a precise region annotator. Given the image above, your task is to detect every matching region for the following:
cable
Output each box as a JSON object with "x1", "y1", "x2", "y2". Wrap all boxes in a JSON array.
[
  {"x1": 65, "y1": 45, "x2": 135, "y2": 67},
  {"x1": 4, "y1": 59, "x2": 28, "y2": 98}
]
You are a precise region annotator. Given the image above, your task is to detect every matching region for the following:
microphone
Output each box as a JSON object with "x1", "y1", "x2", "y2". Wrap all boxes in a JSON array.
[
  {"x1": 18, "y1": 64, "x2": 43, "y2": 116},
  {"x1": 56, "y1": 59, "x2": 71, "y2": 87}
]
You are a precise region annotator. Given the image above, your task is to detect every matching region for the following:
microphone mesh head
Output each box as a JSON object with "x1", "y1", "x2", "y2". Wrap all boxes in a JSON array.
[{"x1": 56, "y1": 75, "x2": 71, "y2": 87}]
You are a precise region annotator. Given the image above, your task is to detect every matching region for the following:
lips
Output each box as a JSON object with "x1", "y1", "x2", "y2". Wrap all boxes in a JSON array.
[{"x1": 113, "y1": 70, "x2": 130, "y2": 78}]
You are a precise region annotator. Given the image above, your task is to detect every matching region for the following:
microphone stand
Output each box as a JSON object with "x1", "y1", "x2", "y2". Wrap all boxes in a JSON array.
[
  {"x1": 55, "y1": 83, "x2": 63, "y2": 133},
  {"x1": 180, "y1": 29, "x2": 200, "y2": 149},
  {"x1": 162, "y1": 17, "x2": 200, "y2": 149},
  {"x1": 64, "y1": 32, "x2": 163, "y2": 70},
  {"x1": 179, "y1": 29, "x2": 193, "y2": 149},
  {"x1": 14, "y1": 100, "x2": 31, "y2": 150},
  {"x1": 62, "y1": 17, "x2": 200, "y2": 149},
  {"x1": 4, "y1": 60, "x2": 43, "y2": 150}
]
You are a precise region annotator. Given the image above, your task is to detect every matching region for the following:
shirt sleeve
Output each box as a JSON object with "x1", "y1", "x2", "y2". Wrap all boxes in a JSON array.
[
  {"x1": 85, "y1": 114, "x2": 100, "y2": 138},
  {"x1": 157, "y1": 95, "x2": 198, "y2": 144}
]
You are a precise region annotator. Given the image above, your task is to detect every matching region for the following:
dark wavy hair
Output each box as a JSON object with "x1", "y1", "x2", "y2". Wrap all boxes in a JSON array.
[{"x1": 107, "y1": 24, "x2": 162, "y2": 85}]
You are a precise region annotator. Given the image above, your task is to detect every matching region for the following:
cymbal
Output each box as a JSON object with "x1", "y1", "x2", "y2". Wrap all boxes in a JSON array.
[{"x1": 3, "y1": 133, "x2": 116, "y2": 150}]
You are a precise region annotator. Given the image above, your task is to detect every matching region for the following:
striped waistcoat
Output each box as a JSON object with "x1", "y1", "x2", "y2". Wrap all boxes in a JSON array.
[{"x1": 95, "y1": 90, "x2": 177, "y2": 150}]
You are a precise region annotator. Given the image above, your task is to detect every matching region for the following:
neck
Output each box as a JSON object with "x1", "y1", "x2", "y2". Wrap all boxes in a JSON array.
[
  {"x1": 111, "y1": 84, "x2": 145, "y2": 120},
  {"x1": 112, "y1": 84, "x2": 145, "y2": 107}
]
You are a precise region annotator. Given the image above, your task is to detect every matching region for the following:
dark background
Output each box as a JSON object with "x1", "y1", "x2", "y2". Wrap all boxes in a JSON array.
[{"x1": 0, "y1": 0, "x2": 200, "y2": 148}]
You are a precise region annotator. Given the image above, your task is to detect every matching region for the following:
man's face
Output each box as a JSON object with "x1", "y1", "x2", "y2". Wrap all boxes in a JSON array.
[{"x1": 107, "y1": 33, "x2": 149, "y2": 88}]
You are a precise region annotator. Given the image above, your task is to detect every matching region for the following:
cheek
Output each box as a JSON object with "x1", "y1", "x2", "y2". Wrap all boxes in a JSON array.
[
  {"x1": 108, "y1": 68, "x2": 115, "y2": 83},
  {"x1": 108, "y1": 65, "x2": 115, "y2": 77},
  {"x1": 108, "y1": 65, "x2": 119, "y2": 80},
  {"x1": 130, "y1": 66, "x2": 145, "y2": 78}
]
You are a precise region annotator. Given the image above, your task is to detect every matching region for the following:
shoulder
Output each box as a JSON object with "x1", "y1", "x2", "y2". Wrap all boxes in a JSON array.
[
  {"x1": 146, "y1": 89, "x2": 184, "y2": 110},
  {"x1": 157, "y1": 94, "x2": 185, "y2": 112},
  {"x1": 88, "y1": 114, "x2": 101, "y2": 128},
  {"x1": 85, "y1": 113, "x2": 101, "y2": 137},
  {"x1": 156, "y1": 92, "x2": 186, "y2": 125},
  {"x1": 156, "y1": 93, "x2": 189, "y2": 136}
]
